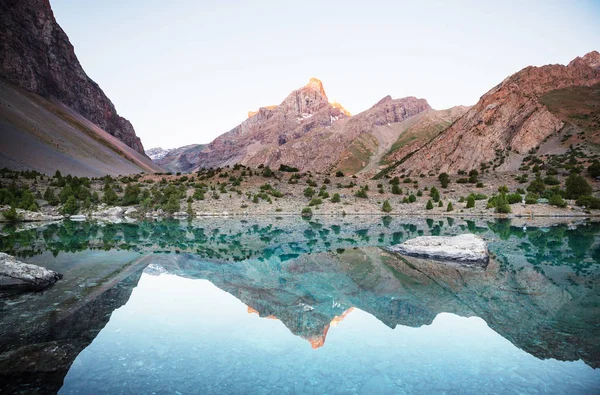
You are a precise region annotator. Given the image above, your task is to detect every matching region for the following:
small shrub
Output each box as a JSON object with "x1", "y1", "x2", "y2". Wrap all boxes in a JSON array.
[
  {"x1": 382, "y1": 200, "x2": 392, "y2": 213},
  {"x1": 426, "y1": 200, "x2": 433, "y2": 210},
  {"x1": 301, "y1": 207, "x2": 313, "y2": 217},
  {"x1": 308, "y1": 198, "x2": 323, "y2": 206},
  {"x1": 331, "y1": 193, "x2": 341, "y2": 203},
  {"x1": 446, "y1": 202, "x2": 454, "y2": 212},
  {"x1": 466, "y1": 196, "x2": 475, "y2": 208}
]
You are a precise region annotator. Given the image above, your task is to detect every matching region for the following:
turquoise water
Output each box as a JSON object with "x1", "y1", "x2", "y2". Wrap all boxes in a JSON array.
[{"x1": 1, "y1": 216, "x2": 599, "y2": 394}]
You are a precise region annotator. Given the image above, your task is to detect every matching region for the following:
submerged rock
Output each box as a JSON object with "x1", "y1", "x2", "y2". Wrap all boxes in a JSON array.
[
  {"x1": 69, "y1": 214, "x2": 87, "y2": 221},
  {"x1": 387, "y1": 234, "x2": 489, "y2": 264},
  {"x1": 0, "y1": 253, "x2": 63, "y2": 293}
]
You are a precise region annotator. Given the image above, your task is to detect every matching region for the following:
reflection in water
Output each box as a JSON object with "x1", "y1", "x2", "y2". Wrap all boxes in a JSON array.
[{"x1": 0, "y1": 217, "x2": 599, "y2": 393}]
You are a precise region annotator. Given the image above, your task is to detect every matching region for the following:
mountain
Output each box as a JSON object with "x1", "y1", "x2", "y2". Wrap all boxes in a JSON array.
[
  {"x1": 146, "y1": 144, "x2": 207, "y2": 173},
  {"x1": 145, "y1": 148, "x2": 173, "y2": 161},
  {"x1": 382, "y1": 51, "x2": 600, "y2": 176},
  {"x1": 0, "y1": 0, "x2": 160, "y2": 176},
  {"x1": 160, "y1": 78, "x2": 432, "y2": 174}
]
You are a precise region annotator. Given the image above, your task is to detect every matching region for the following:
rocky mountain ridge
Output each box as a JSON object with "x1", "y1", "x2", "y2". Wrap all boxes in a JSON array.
[
  {"x1": 387, "y1": 51, "x2": 600, "y2": 176},
  {"x1": 155, "y1": 78, "x2": 433, "y2": 174},
  {"x1": 0, "y1": 0, "x2": 146, "y2": 155}
]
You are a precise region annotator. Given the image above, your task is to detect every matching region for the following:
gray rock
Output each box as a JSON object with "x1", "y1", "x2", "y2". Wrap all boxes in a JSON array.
[
  {"x1": 387, "y1": 234, "x2": 489, "y2": 264},
  {"x1": 0, "y1": 205, "x2": 64, "y2": 222},
  {"x1": 0, "y1": 252, "x2": 63, "y2": 293},
  {"x1": 92, "y1": 206, "x2": 124, "y2": 218},
  {"x1": 124, "y1": 207, "x2": 138, "y2": 217},
  {"x1": 69, "y1": 214, "x2": 87, "y2": 221},
  {"x1": 173, "y1": 212, "x2": 189, "y2": 217}
]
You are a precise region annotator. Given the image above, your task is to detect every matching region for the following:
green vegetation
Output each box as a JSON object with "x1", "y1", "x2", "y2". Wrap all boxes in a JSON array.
[
  {"x1": 308, "y1": 198, "x2": 323, "y2": 206},
  {"x1": 331, "y1": 193, "x2": 341, "y2": 203},
  {"x1": 426, "y1": 200, "x2": 433, "y2": 210},
  {"x1": 2, "y1": 205, "x2": 21, "y2": 223},
  {"x1": 446, "y1": 202, "x2": 454, "y2": 212},
  {"x1": 278, "y1": 164, "x2": 299, "y2": 172},
  {"x1": 565, "y1": 173, "x2": 592, "y2": 199},
  {"x1": 301, "y1": 207, "x2": 313, "y2": 217},
  {"x1": 354, "y1": 187, "x2": 368, "y2": 198},
  {"x1": 466, "y1": 195, "x2": 475, "y2": 208},
  {"x1": 438, "y1": 173, "x2": 450, "y2": 188},
  {"x1": 382, "y1": 200, "x2": 392, "y2": 213}
]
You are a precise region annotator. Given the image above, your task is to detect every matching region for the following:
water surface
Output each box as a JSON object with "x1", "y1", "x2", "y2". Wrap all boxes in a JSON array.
[{"x1": 1, "y1": 216, "x2": 599, "y2": 394}]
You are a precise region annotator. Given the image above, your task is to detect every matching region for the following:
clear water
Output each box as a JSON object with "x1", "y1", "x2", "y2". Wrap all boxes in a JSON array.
[{"x1": 1, "y1": 216, "x2": 599, "y2": 394}]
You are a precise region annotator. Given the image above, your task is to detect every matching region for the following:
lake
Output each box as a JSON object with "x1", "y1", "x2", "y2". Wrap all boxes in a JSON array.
[{"x1": 1, "y1": 216, "x2": 599, "y2": 394}]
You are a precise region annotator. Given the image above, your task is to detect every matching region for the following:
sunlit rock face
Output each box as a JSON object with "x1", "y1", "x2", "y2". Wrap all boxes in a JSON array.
[{"x1": 396, "y1": 51, "x2": 600, "y2": 175}]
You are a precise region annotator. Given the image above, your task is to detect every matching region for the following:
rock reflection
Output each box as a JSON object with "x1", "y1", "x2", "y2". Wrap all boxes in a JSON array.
[{"x1": 0, "y1": 217, "x2": 599, "y2": 393}]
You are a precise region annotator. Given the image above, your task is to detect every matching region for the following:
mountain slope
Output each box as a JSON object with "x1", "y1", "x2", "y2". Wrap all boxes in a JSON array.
[
  {"x1": 0, "y1": 0, "x2": 146, "y2": 155},
  {"x1": 385, "y1": 51, "x2": 600, "y2": 176},
  {"x1": 147, "y1": 144, "x2": 207, "y2": 173},
  {"x1": 0, "y1": 80, "x2": 161, "y2": 176},
  {"x1": 168, "y1": 79, "x2": 431, "y2": 175},
  {"x1": 252, "y1": 95, "x2": 431, "y2": 175}
]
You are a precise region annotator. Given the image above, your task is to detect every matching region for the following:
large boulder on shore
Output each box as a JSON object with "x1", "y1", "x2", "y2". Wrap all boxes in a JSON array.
[
  {"x1": 387, "y1": 234, "x2": 489, "y2": 265},
  {"x1": 0, "y1": 252, "x2": 63, "y2": 293}
]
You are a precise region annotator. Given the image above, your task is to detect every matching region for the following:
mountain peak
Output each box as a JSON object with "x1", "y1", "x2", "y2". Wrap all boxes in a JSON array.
[{"x1": 305, "y1": 77, "x2": 327, "y2": 98}]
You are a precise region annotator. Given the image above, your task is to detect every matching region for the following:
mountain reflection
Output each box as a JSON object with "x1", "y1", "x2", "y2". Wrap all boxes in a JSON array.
[{"x1": 1, "y1": 217, "x2": 599, "y2": 393}]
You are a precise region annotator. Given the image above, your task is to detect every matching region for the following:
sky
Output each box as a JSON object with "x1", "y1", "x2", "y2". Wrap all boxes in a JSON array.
[{"x1": 50, "y1": 0, "x2": 600, "y2": 149}]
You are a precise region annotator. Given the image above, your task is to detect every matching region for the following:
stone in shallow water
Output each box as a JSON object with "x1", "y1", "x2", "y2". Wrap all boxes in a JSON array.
[
  {"x1": 387, "y1": 234, "x2": 489, "y2": 265},
  {"x1": 0, "y1": 252, "x2": 63, "y2": 293}
]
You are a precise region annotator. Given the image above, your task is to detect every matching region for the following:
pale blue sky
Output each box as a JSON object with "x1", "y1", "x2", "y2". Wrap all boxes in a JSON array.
[{"x1": 50, "y1": 0, "x2": 600, "y2": 149}]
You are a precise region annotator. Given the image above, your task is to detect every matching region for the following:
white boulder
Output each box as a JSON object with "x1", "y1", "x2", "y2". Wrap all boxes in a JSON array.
[
  {"x1": 387, "y1": 234, "x2": 489, "y2": 264},
  {"x1": 0, "y1": 252, "x2": 63, "y2": 292}
]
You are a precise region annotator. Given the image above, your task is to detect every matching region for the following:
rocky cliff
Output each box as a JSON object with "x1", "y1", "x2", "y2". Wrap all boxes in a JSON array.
[
  {"x1": 390, "y1": 51, "x2": 600, "y2": 175},
  {"x1": 0, "y1": 0, "x2": 145, "y2": 154},
  {"x1": 165, "y1": 78, "x2": 430, "y2": 175}
]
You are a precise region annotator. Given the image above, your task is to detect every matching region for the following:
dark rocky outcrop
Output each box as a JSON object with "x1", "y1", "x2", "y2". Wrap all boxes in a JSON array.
[{"x1": 0, "y1": 0, "x2": 145, "y2": 154}]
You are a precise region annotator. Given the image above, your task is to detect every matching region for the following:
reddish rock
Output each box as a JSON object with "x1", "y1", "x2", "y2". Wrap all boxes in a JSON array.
[{"x1": 396, "y1": 51, "x2": 600, "y2": 175}]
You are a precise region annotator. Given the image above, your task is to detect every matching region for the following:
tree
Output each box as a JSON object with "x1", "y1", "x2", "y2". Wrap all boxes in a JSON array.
[
  {"x1": 565, "y1": 173, "x2": 592, "y2": 199},
  {"x1": 430, "y1": 187, "x2": 440, "y2": 202},
  {"x1": 164, "y1": 196, "x2": 180, "y2": 214},
  {"x1": 331, "y1": 193, "x2": 341, "y2": 203},
  {"x1": 466, "y1": 195, "x2": 475, "y2": 208},
  {"x1": 588, "y1": 161, "x2": 600, "y2": 178},
  {"x1": 303, "y1": 187, "x2": 315, "y2": 198},
  {"x1": 122, "y1": 184, "x2": 141, "y2": 206},
  {"x1": 468, "y1": 170, "x2": 479, "y2": 183},
  {"x1": 3, "y1": 204, "x2": 21, "y2": 223},
  {"x1": 438, "y1": 173, "x2": 450, "y2": 188},
  {"x1": 548, "y1": 194, "x2": 567, "y2": 208},
  {"x1": 527, "y1": 177, "x2": 546, "y2": 194},
  {"x1": 494, "y1": 193, "x2": 511, "y2": 214},
  {"x1": 61, "y1": 195, "x2": 78, "y2": 215},
  {"x1": 498, "y1": 185, "x2": 509, "y2": 194},
  {"x1": 408, "y1": 194, "x2": 416, "y2": 203},
  {"x1": 391, "y1": 184, "x2": 401, "y2": 195},
  {"x1": 335, "y1": 171, "x2": 344, "y2": 177},
  {"x1": 446, "y1": 202, "x2": 454, "y2": 212},
  {"x1": 382, "y1": 200, "x2": 392, "y2": 213},
  {"x1": 426, "y1": 200, "x2": 433, "y2": 210},
  {"x1": 102, "y1": 186, "x2": 119, "y2": 205}
]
